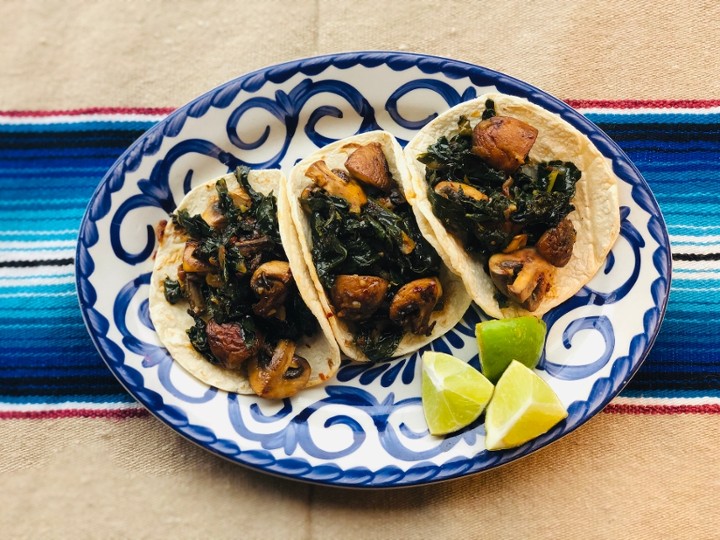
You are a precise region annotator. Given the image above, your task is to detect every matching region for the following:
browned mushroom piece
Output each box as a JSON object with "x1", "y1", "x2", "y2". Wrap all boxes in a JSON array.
[
  {"x1": 200, "y1": 187, "x2": 253, "y2": 228},
  {"x1": 488, "y1": 248, "x2": 554, "y2": 311},
  {"x1": 205, "y1": 319, "x2": 263, "y2": 371},
  {"x1": 388, "y1": 277, "x2": 443, "y2": 336},
  {"x1": 182, "y1": 241, "x2": 214, "y2": 273},
  {"x1": 250, "y1": 260, "x2": 293, "y2": 319},
  {"x1": 344, "y1": 142, "x2": 394, "y2": 192},
  {"x1": 330, "y1": 274, "x2": 389, "y2": 321},
  {"x1": 305, "y1": 160, "x2": 367, "y2": 213},
  {"x1": 472, "y1": 116, "x2": 538, "y2": 173},
  {"x1": 247, "y1": 340, "x2": 311, "y2": 399},
  {"x1": 536, "y1": 218, "x2": 577, "y2": 267},
  {"x1": 434, "y1": 181, "x2": 489, "y2": 202}
]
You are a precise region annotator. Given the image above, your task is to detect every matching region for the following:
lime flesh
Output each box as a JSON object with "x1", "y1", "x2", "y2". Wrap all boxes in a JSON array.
[
  {"x1": 421, "y1": 351, "x2": 494, "y2": 436},
  {"x1": 476, "y1": 316, "x2": 546, "y2": 383},
  {"x1": 484, "y1": 360, "x2": 567, "y2": 450}
]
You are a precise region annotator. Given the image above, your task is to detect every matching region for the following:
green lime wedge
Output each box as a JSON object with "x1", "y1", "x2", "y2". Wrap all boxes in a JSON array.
[
  {"x1": 421, "y1": 351, "x2": 494, "y2": 436},
  {"x1": 476, "y1": 316, "x2": 546, "y2": 383},
  {"x1": 484, "y1": 360, "x2": 568, "y2": 450}
]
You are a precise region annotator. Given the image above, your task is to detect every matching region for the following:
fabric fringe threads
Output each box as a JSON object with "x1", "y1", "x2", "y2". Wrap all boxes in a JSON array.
[{"x1": 0, "y1": 103, "x2": 718, "y2": 417}]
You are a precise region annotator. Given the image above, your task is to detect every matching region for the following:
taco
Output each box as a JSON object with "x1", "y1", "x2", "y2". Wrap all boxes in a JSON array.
[
  {"x1": 149, "y1": 167, "x2": 340, "y2": 398},
  {"x1": 404, "y1": 93, "x2": 621, "y2": 319},
  {"x1": 286, "y1": 131, "x2": 471, "y2": 362}
]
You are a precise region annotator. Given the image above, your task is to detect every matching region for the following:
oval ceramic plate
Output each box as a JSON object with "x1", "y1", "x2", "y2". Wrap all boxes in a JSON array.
[{"x1": 76, "y1": 52, "x2": 670, "y2": 487}]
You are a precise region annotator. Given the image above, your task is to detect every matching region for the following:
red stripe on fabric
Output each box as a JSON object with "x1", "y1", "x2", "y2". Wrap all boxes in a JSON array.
[
  {"x1": 2, "y1": 404, "x2": 720, "y2": 420},
  {"x1": 0, "y1": 107, "x2": 175, "y2": 117},
  {"x1": 0, "y1": 408, "x2": 149, "y2": 420},
  {"x1": 603, "y1": 403, "x2": 720, "y2": 414},
  {"x1": 1, "y1": 100, "x2": 719, "y2": 118},
  {"x1": 565, "y1": 99, "x2": 720, "y2": 109}
]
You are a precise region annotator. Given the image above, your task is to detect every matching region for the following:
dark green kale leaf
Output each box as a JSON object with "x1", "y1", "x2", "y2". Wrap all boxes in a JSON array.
[
  {"x1": 302, "y1": 191, "x2": 351, "y2": 289},
  {"x1": 163, "y1": 278, "x2": 184, "y2": 304},
  {"x1": 482, "y1": 98, "x2": 496, "y2": 120},
  {"x1": 233, "y1": 166, "x2": 282, "y2": 247},
  {"x1": 510, "y1": 160, "x2": 581, "y2": 238},
  {"x1": 255, "y1": 290, "x2": 318, "y2": 342},
  {"x1": 355, "y1": 322, "x2": 404, "y2": 362},
  {"x1": 186, "y1": 312, "x2": 218, "y2": 364},
  {"x1": 173, "y1": 209, "x2": 213, "y2": 239},
  {"x1": 427, "y1": 186, "x2": 512, "y2": 256}
]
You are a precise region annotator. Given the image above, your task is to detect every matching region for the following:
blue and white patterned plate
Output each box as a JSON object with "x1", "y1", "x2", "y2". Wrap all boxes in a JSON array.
[{"x1": 76, "y1": 52, "x2": 671, "y2": 487}]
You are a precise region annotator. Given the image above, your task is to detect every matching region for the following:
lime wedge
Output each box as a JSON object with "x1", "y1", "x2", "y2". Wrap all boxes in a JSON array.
[
  {"x1": 421, "y1": 351, "x2": 494, "y2": 436},
  {"x1": 484, "y1": 360, "x2": 567, "y2": 450},
  {"x1": 476, "y1": 316, "x2": 546, "y2": 383}
]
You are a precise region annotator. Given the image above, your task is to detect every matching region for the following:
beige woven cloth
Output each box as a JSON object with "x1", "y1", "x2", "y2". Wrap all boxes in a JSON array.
[{"x1": 2, "y1": 1, "x2": 719, "y2": 538}]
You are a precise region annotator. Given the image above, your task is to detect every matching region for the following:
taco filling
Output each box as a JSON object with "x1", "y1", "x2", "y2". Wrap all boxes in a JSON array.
[
  {"x1": 299, "y1": 141, "x2": 446, "y2": 361},
  {"x1": 417, "y1": 99, "x2": 582, "y2": 311},
  {"x1": 157, "y1": 167, "x2": 324, "y2": 399}
]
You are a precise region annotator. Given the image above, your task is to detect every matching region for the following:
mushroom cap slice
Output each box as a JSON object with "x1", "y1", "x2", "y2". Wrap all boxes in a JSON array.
[{"x1": 247, "y1": 340, "x2": 312, "y2": 399}]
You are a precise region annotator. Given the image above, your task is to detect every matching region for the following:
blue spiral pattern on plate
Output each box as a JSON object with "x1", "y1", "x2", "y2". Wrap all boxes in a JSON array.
[{"x1": 75, "y1": 52, "x2": 671, "y2": 487}]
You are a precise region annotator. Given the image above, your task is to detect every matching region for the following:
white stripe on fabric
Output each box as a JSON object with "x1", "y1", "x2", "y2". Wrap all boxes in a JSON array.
[
  {"x1": 0, "y1": 266, "x2": 72, "y2": 278},
  {"x1": 0, "y1": 240, "x2": 76, "y2": 250},
  {"x1": 0, "y1": 275, "x2": 75, "y2": 287},
  {"x1": 670, "y1": 235, "x2": 720, "y2": 244}
]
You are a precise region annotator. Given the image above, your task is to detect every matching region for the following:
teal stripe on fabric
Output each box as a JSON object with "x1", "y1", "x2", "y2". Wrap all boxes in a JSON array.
[
  {"x1": 0, "y1": 394, "x2": 136, "y2": 405},
  {"x1": 0, "y1": 121, "x2": 157, "y2": 133},
  {"x1": 0, "y1": 232, "x2": 78, "y2": 241},
  {"x1": 585, "y1": 112, "x2": 720, "y2": 124}
]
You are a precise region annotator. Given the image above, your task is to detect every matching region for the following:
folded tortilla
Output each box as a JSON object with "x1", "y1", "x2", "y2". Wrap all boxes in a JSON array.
[
  {"x1": 404, "y1": 93, "x2": 621, "y2": 319},
  {"x1": 149, "y1": 169, "x2": 341, "y2": 394},
  {"x1": 285, "y1": 131, "x2": 471, "y2": 362}
]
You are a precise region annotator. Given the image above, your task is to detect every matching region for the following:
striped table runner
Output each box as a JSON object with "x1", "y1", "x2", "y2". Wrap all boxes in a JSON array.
[{"x1": 1, "y1": 102, "x2": 718, "y2": 418}]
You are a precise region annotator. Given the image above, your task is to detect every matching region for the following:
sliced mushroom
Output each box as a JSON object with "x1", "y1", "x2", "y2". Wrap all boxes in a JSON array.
[
  {"x1": 184, "y1": 273, "x2": 206, "y2": 314},
  {"x1": 344, "y1": 142, "x2": 394, "y2": 192},
  {"x1": 472, "y1": 116, "x2": 538, "y2": 173},
  {"x1": 250, "y1": 260, "x2": 293, "y2": 319},
  {"x1": 201, "y1": 200, "x2": 226, "y2": 228},
  {"x1": 536, "y1": 218, "x2": 577, "y2": 267},
  {"x1": 434, "y1": 181, "x2": 488, "y2": 202},
  {"x1": 206, "y1": 319, "x2": 263, "y2": 371},
  {"x1": 388, "y1": 277, "x2": 443, "y2": 336},
  {"x1": 182, "y1": 241, "x2": 214, "y2": 273},
  {"x1": 247, "y1": 340, "x2": 311, "y2": 399},
  {"x1": 305, "y1": 160, "x2": 367, "y2": 213},
  {"x1": 488, "y1": 248, "x2": 554, "y2": 311},
  {"x1": 200, "y1": 187, "x2": 253, "y2": 228},
  {"x1": 502, "y1": 233, "x2": 528, "y2": 253},
  {"x1": 330, "y1": 274, "x2": 389, "y2": 321}
]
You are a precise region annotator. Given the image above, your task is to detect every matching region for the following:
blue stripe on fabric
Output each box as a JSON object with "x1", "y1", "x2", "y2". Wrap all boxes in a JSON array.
[{"x1": 0, "y1": 113, "x2": 718, "y2": 403}]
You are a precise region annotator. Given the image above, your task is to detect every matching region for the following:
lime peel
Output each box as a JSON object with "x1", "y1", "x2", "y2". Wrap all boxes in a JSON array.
[{"x1": 476, "y1": 316, "x2": 546, "y2": 383}]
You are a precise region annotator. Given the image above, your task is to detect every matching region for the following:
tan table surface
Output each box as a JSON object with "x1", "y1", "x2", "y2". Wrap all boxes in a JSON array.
[{"x1": 1, "y1": 1, "x2": 718, "y2": 538}]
